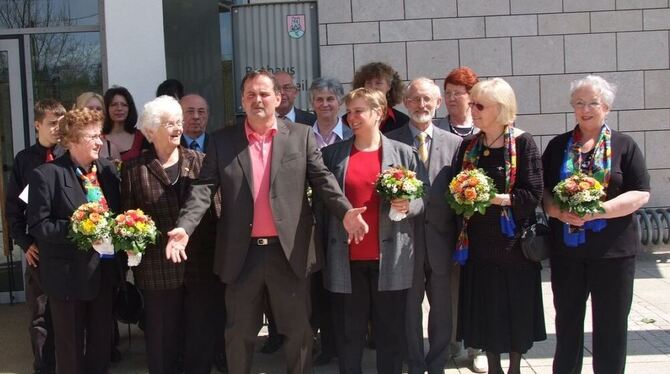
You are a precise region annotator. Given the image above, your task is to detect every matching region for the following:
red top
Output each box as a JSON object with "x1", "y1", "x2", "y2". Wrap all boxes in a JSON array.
[
  {"x1": 119, "y1": 131, "x2": 147, "y2": 162},
  {"x1": 345, "y1": 147, "x2": 382, "y2": 261},
  {"x1": 245, "y1": 121, "x2": 279, "y2": 237}
]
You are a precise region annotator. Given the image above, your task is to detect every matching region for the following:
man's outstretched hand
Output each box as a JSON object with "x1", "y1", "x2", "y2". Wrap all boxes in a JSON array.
[
  {"x1": 166, "y1": 227, "x2": 189, "y2": 263},
  {"x1": 343, "y1": 207, "x2": 368, "y2": 244}
]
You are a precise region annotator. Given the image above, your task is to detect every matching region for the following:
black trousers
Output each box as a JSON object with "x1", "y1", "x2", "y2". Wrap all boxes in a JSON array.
[
  {"x1": 25, "y1": 266, "x2": 56, "y2": 373},
  {"x1": 405, "y1": 254, "x2": 452, "y2": 374},
  {"x1": 331, "y1": 261, "x2": 407, "y2": 374},
  {"x1": 142, "y1": 280, "x2": 224, "y2": 374},
  {"x1": 311, "y1": 270, "x2": 336, "y2": 356},
  {"x1": 551, "y1": 255, "x2": 636, "y2": 374},
  {"x1": 225, "y1": 243, "x2": 313, "y2": 374},
  {"x1": 48, "y1": 263, "x2": 115, "y2": 374}
]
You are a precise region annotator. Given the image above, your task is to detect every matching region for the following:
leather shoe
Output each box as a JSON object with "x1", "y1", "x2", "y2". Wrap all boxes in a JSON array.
[
  {"x1": 110, "y1": 347, "x2": 122, "y2": 363},
  {"x1": 213, "y1": 352, "x2": 228, "y2": 373},
  {"x1": 260, "y1": 335, "x2": 284, "y2": 354},
  {"x1": 313, "y1": 352, "x2": 334, "y2": 366}
]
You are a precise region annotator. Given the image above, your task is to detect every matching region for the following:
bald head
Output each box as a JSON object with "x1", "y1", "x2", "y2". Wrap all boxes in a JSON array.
[{"x1": 180, "y1": 94, "x2": 209, "y2": 138}]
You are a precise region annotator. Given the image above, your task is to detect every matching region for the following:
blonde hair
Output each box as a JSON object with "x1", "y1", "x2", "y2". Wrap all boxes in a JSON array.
[
  {"x1": 470, "y1": 78, "x2": 517, "y2": 125},
  {"x1": 344, "y1": 87, "x2": 388, "y2": 122},
  {"x1": 74, "y1": 92, "x2": 106, "y2": 117},
  {"x1": 59, "y1": 108, "x2": 104, "y2": 148}
]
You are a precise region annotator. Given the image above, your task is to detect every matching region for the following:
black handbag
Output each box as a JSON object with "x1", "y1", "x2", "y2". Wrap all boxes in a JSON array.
[{"x1": 519, "y1": 208, "x2": 552, "y2": 262}]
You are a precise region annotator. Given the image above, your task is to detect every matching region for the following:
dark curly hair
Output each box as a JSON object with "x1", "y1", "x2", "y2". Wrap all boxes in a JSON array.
[
  {"x1": 59, "y1": 108, "x2": 105, "y2": 149},
  {"x1": 352, "y1": 62, "x2": 404, "y2": 106},
  {"x1": 103, "y1": 86, "x2": 138, "y2": 135}
]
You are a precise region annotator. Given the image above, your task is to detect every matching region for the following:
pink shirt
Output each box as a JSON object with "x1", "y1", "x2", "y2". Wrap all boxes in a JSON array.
[{"x1": 245, "y1": 121, "x2": 279, "y2": 237}]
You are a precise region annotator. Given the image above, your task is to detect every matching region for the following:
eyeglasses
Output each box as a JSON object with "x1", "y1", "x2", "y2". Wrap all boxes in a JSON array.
[
  {"x1": 444, "y1": 90, "x2": 467, "y2": 98},
  {"x1": 406, "y1": 96, "x2": 436, "y2": 105},
  {"x1": 572, "y1": 101, "x2": 603, "y2": 110},
  {"x1": 81, "y1": 133, "x2": 103, "y2": 142},
  {"x1": 468, "y1": 102, "x2": 487, "y2": 111},
  {"x1": 184, "y1": 109, "x2": 207, "y2": 116},
  {"x1": 279, "y1": 84, "x2": 297, "y2": 92},
  {"x1": 162, "y1": 120, "x2": 183, "y2": 129}
]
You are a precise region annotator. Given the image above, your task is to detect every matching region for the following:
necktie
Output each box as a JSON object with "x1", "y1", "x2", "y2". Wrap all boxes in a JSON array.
[
  {"x1": 45, "y1": 147, "x2": 55, "y2": 162},
  {"x1": 189, "y1": 140, "x2": 199, "y2": 151},
  {"x1": 416, "y1": 132, "x2": 428, "y2": 164}
]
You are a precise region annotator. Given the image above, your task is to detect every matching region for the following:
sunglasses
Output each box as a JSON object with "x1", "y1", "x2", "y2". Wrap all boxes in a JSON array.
[{"x1": 468, "y1": 101, "x2": 486, "y2": 111}]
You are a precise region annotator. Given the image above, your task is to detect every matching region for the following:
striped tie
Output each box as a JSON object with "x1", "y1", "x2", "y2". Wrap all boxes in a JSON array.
[{"x1": 416, "y1": 132, "x2": 428, "y2": 164}]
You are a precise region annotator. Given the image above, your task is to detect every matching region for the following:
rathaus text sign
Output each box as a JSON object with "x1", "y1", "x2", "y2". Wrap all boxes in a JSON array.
[{"x1": 232, "y1": 2, "x2": 320, "y2": 114}]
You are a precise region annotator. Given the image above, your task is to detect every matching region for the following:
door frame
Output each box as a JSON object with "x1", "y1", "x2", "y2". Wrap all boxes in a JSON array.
[{"x1": 0, "y1": 36, "x2": 29, "y2": 304}]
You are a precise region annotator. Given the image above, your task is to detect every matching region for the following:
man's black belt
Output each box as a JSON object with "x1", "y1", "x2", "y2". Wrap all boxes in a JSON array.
[{"x1": 251, "y1": 236, "x2": 280, "y2": 246}]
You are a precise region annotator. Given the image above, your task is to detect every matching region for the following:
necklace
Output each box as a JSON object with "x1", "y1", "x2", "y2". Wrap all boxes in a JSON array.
[{"x1": 482, "y1": 131, "x2": 505, "y2": 156}]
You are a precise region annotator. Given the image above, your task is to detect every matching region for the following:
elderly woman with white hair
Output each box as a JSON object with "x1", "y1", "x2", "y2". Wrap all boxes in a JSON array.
[
  {"x1": 120, "y1": 95, "x2": 222, "y2": 374},
  {"x1": 542, "y1": 75, "x2": 650, "y2": 374},
  {"x1": 454, "y1": 78, "x2": 546, "y2": 374}
]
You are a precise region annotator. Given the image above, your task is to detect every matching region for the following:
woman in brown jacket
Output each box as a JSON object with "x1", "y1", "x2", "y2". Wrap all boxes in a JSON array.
[{"x1": 121, "y1": 95, "x2": 222, "y2": 374}]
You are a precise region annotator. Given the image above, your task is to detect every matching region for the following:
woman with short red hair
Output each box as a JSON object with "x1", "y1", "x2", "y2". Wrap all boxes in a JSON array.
[{"x1": 437, "y1": 66, "x2": 480, "y2": 138}]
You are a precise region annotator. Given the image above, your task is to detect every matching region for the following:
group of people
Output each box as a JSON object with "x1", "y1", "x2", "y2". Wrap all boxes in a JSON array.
[{"x1": 5, "y1": 61, "x2": 650, "y2": 374}]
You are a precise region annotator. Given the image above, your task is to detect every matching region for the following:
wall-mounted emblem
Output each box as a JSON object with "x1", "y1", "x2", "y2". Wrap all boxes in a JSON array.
[{"x1": 287, "y1": 14, "x2": 306, "y2": 39}]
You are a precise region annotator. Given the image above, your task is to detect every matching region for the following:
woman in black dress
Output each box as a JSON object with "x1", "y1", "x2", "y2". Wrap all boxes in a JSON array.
[
  {"x1": 542, "y1": 75, "x2": 650, "y2": 374},
  {"x1": 454, "y1": 78, "x2": 546, "y2": 374}
]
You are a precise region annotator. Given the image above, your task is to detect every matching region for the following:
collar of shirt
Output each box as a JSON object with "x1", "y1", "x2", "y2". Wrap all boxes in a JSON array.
[
  {"x1": 278, "y1": 106, "x2": 296, "y2": 122},
  {"x1": 409, "y1": 121, "x2": 434, "y2": 140},
  {"x1": 313, "y1": 118, "x2": 345, "y2": 139},
  {"x1": 182, "y1": 133, "x2": 206, "y2": 149},
  {"x1": 245, "y1": 119, "x2": 278, "y2": 142}
]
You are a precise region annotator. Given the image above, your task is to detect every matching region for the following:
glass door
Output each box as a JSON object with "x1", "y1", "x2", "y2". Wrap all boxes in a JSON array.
[{"x1": 0, "y1": 38, "x2": 27, "y2": 304}]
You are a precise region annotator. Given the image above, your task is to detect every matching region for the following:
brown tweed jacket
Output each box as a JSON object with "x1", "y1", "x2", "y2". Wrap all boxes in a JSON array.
[{"x1": 121, "y1": 146, "x2": 220, "y2": 290}]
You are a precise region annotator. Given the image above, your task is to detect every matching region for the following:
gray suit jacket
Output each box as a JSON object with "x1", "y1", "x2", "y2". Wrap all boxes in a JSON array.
[
  {"x1": 387, "y1": 124, "x2": 462, "y2": 275},
  {"x1": 177, "y1": 119, "x2": 352, "y2": 284},
  {"x1": 316, "y1": 135, "x2": 426, "y2": 293}
]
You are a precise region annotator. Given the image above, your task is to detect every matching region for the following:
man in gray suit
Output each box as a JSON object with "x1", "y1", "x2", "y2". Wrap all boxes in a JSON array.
[
  {"x1": 387, "y1": 77, "x2": 462, "y2": 374},
  {"x1": 166, "y1": 69, "x2": 368, "y2": 374}
]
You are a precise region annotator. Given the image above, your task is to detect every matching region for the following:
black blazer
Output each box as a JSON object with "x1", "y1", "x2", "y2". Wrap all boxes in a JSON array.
[
  {"x1": 27, "y1": 154, "x2": 121, "y2": 301},
  {"x1": 294, "y1": 108, "x2": 317, "y2": 126}
]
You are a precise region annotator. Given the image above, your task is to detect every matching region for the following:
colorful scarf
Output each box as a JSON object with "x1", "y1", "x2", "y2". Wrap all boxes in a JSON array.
[
  {"x1": 453, "y1": 125, "x2": 517, "y2": 265},
  {"x1": 560, "y1": 124, "x2": 611, "y2": 247},
  {"x1": 76, "y1": 164, "x2": 108, "y2": 208}
]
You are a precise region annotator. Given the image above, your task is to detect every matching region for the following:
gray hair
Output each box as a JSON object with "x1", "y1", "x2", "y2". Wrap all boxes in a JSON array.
[
  {"x1": 137, "y1": 95, "x2": 182, "y2": 143},
  {"x1": 309, "y1": 77, "x2": 344, "y2": 102},
  {"x1": 570, "y1": 75, "x2": 617, "y2": 108},
  {"x1": 405, "y1": 77, "x2": 441, "y2": 99}
]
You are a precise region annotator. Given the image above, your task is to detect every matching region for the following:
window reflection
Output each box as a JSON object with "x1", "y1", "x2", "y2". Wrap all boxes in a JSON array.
[
  {"x1": 31, "y1": 32, "x2": 102, "y2": 108},
  {"x1": 0, "y1": 0, "x2": 98, "y2": 29}
]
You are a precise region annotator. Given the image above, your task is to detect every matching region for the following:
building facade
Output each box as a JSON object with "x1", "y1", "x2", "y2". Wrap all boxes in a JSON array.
[{"x1": 1, "y1": 0, "x2": 669, "y2": 302}]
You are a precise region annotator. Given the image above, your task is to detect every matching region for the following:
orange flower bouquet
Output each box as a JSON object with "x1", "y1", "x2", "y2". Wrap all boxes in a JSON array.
[
  {"x1": 446, "y1": 169, "x2": 497, "y2": 218},
  {"x1": 69, "y1": 202, "x2": 114, "y2": 257},
  {"x1": 111, "y1": 209, "x2": 158, "y2": 266},
  {"x1": 552, "y1": 172, "x2": 605, "y2": 217}
]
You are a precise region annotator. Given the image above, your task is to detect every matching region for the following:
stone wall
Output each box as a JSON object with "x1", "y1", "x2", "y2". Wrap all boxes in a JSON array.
[{"x1": 253, "y1": 0, "x2": 670, "y2": 207}]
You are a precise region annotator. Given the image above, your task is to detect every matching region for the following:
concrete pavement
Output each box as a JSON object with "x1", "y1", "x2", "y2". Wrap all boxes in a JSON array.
[{"x1": 2, "y1": 250, "x2": 670, "y2": 373}]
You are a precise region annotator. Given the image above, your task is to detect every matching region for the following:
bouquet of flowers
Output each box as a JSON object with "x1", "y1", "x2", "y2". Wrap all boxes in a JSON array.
[
  {"x1": 375, "y1": 166, "x2": 425, "y2": 221},
  {"x1": 111, "y1": 209, "x2": 158, "y2": 267},
  {"x1": 446, "y1": 168, "x2": 497, "y2": 218},
  {"x1": 69, "y1": 202, "x2": 114, "y2": 257},
  {"x1": 552, "y1": 172, "x2": 606, "y2": 217}
]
